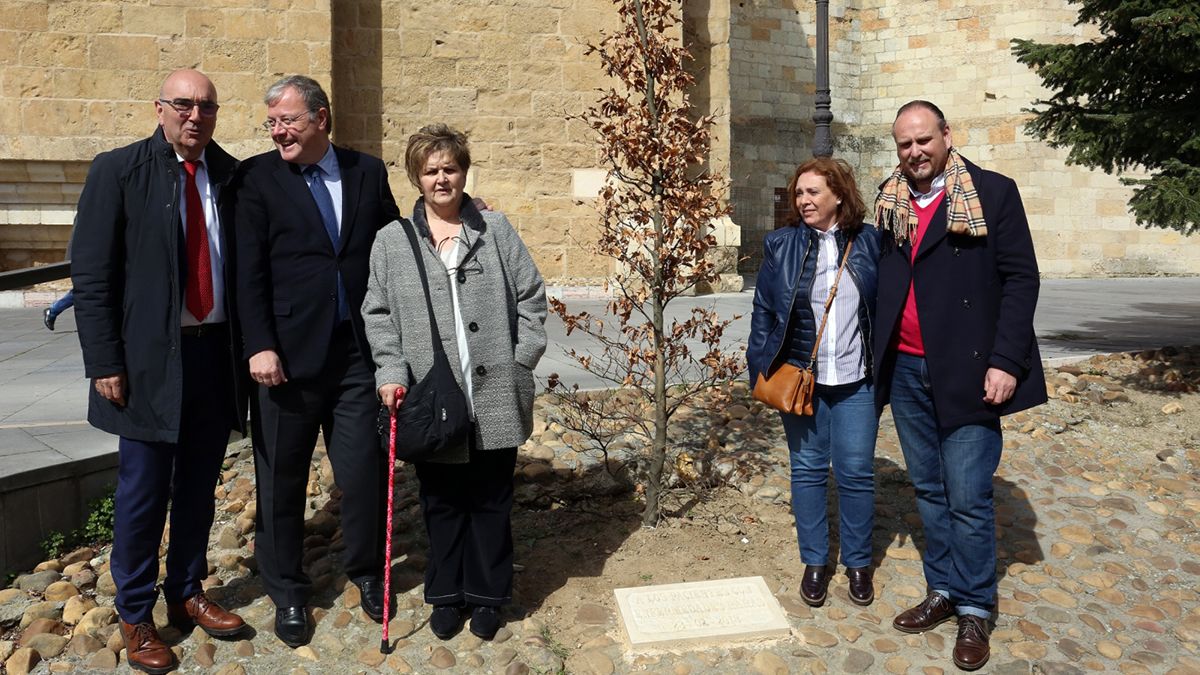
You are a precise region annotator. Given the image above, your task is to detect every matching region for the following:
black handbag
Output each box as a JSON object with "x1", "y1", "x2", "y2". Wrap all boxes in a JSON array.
[{"x1": 376, "y1": 220, "x2": 472, "y2": 462}]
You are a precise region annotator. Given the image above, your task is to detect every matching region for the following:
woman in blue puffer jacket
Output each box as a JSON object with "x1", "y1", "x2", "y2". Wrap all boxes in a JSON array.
[{"x1": 746, "y1": 157, "x2": 881, "y2": 608}]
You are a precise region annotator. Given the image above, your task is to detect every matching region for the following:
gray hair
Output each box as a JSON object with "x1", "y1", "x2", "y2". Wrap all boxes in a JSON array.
[{"x1": 264, "y1": 75, "x2": 332, "y2": 133}]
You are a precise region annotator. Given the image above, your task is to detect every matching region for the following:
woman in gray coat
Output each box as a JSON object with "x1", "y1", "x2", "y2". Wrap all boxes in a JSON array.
[{"x1": 362, "y1": 124, "x2": 547, "y2": 641}]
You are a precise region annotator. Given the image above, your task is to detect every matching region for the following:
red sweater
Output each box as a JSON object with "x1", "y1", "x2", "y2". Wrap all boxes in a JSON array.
[{"x1": 895, "y1": 193, "x2": 945, "y2": 356}]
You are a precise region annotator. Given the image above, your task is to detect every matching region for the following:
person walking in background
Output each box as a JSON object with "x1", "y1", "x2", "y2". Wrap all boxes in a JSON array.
[
  {"x1": 362, "y1": 124, "x2": 547, "y2": 641},
  {"x1": 747, "y1": 157, "x2": 881, "y2": 609},
  {"x1": 235, "y1": 75, "x2": 401, "y2": 648},
  {"x1": 43, "y1": 289, "x2": 73, "y2": 331},
  {"x1": 874, "y1": 100, "x2": 1046, "y2": 671},
  {"x1": 72, "y1": 69, "x2": 247, "y2": 674},
  {"x1": 44, "y1": 218, "x2": 78, "y2": 331}
]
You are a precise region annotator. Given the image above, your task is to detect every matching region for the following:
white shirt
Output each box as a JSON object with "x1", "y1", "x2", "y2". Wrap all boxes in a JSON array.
[
  {"x1": 438, "y1": 235, "x2": 476, "y2": 421},
  {"x1": 177, "y1": 149, "x2": 226, "y2": 326},
  {"x1": 809, "y1": 224, "x2": 865, "y2": 385},
  {"x1": 909, "y1": 172, "x2": 946, "y2": 208}
]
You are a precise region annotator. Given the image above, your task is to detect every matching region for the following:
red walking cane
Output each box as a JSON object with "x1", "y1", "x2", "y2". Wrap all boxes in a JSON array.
[{"x1": 380, "y1": 410, "x2": 398, "y2": 654}]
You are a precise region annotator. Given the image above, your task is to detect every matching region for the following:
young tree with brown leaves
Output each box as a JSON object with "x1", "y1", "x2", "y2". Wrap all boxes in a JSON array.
[{"x1": 547, "y1": 0, "x2": 743, "y2": 526}]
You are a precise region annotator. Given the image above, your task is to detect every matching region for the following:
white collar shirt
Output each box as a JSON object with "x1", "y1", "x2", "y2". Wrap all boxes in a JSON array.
[
  {"x1": 808, "y1": 224, "x2": 865, "y2": 385},
  {"x1": 908, "y1": 171, "x2": 946, "y2": 208}
]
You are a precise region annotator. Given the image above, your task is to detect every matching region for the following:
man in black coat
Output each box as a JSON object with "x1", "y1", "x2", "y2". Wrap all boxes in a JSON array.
[
  {"x1": 72, "y1": 69, "x2": 247, "y2": 674},
  {"x1": 872, "y1": 101, "x2": 1046, "y2": 671},
  {"x1": 235, "y1": 75, "x2": 401, "y2": 647}
]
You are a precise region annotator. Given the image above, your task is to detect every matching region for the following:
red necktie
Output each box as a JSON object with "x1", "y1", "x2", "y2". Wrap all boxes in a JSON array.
[{"x1": 183, "y1": 160, "x2": 214, "y2": 322}]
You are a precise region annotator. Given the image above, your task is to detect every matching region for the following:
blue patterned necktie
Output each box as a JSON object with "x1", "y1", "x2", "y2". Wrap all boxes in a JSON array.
[{"x1": 303, "y1": 164, "x2": 348, "y2": 324}]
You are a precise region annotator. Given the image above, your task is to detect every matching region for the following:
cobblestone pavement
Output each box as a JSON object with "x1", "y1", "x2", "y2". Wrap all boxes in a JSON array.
[{"x1": 1, "y1": 349, "x2": 1197, "y2": 674}]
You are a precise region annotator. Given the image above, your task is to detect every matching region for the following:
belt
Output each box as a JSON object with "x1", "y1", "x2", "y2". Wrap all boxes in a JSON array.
[{"x1": 180, "y1": 322, "x2": 229, "y2": 337}]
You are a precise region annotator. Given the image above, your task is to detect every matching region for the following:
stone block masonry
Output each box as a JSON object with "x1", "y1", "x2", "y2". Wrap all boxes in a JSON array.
[
  {"x1": 0, "y1": 160, "x2": 88, "y2": 270},
  {"x1": 0, "y1": 0, "x2": 332, "y2": 164},
  {"x1": 330, "y1": 0, "x2": 626, "y2": 281},
  {"x1": 0, "y1": 0, "x2": 333, "y2": 268},
  {"x1": 723, "y1": 0, "x2": 1200, "y2": 276}
]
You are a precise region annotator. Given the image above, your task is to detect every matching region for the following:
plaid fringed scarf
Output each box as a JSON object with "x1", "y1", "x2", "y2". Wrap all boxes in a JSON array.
[{"x1": 875, "y1": 148, "x2": 987, "y2": 245}]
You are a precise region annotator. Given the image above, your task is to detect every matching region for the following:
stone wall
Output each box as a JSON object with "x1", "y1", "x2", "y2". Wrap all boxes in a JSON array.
[
  {"x1": 724, "y1": 0, "x2": 1200, "y2": 276},
  {"x1": 330, "y1": 0, "x2": 621, "y2": 281},
  {"x1": 725, "y1": 0, "x2": 810, "y2": 267},
  {"x1": 0, "y1": 161, "x2": 87, "y2": 269},
  {"x1": 0, "y1": 0, "x2": 332, "y2": 269},
  {"x1": 1, "y1": 0, "x2": 1196, "y2": 279},
  {"x1": 841, "y1": 0, "x2": 1199, "y2": 277},
  {"x1": 842, "y1": 0, "x2": 1200, "y2": 277}
]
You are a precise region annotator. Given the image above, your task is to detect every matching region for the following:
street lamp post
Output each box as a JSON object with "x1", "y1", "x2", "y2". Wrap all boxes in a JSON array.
[{"x1": 811, "y1": 0, "x2": 833, "y2": 157}]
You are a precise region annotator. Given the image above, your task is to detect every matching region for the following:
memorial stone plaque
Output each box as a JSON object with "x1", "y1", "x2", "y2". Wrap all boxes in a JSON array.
[{"x1": 614, "y1": 576, "x2": 790, "y2": 648}]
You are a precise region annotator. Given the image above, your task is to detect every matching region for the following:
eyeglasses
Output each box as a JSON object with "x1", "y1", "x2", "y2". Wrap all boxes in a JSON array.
[
  {"x1": 261, "y1": 114, "x2": 311, "y2": 132},
  {"x1": 158, "y1": 98, "x2": 220, "y2": 118}
]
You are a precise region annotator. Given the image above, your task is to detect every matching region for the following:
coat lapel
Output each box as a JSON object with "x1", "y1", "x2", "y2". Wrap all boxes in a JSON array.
[{"x1": 270, "y1": 155, "x2": 335, "y2": 254}]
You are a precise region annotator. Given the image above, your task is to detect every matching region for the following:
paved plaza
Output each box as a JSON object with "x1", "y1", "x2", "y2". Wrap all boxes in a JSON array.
[{"x1": 2, "y1": 277, "x2": 1199, "y2": 483}]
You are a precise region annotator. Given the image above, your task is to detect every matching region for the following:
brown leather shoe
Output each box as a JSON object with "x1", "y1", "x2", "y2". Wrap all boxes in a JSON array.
[
  {"x1": 167, "y1": 592, "x2": 246, "y2": 637},
  {"x1": 800, "y1": 565, "x2": 830, "y2": 606},
  {"x1": 952, "y1": 614, "x2": 991, "y2": 670},
  {"x1": 893, "y1": 592, "x2": 955, "y2": 633},
  {"x1": 845, "y1": 566, "x2": 874, "y2": 606},
  {"x1": 120, "y1": 620, "x2": 177, "y2": 674}
]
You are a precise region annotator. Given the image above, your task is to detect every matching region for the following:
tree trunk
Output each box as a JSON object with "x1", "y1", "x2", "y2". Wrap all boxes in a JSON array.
[
  {"x1": 643, "y1": 227, "x2": 668, "y2": 526},
  {"x1": 631, "y1": 0, "x2": 670, "y2": 527}
]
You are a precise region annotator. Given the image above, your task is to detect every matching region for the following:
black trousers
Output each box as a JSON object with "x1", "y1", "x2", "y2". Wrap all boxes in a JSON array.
[
  {"x1": 415, "y1": 446, "x2": 517, "y2": 607},
  {"x1": 112, "y1": 329, "x2": 233, "y2": 623},
  {"x1": 253, "y1": 325, "x2": 384, "y2": 608}
]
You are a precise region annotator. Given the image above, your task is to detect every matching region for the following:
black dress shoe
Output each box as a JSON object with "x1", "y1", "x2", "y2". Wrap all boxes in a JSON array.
[
  {"x1": 43, "y1": 308, "x2": 56, "y2": 331},
  {"x1": 845, "y1": 566, "x2": 874, "y2": 606},
  {"x1": 355, "y1": 577, "x2": 394, "y2": 623},
  {"x1": 800, "y1": 564, "x2": 830, "y2": 606},
  {"x1": 952, "y1": 614, "x2": 992, "y2": 670},
  {"x1": 893, "y1": 592, "x2": 956, "y2": 633},
  {"x1": 469, "y1": 605, "x2": 502, "y2": 640},
  {"x1": 274, "y1": 606, "x2": 310, "y2": 647},
  {"x1": 429, "y1": 605, "x2": 465, "y2": 640}
]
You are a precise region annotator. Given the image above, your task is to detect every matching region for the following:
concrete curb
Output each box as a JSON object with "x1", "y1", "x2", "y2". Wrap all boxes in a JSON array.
[
  {"x1": 0, "y1": 451, "x2": 118, "y2": 579},
  {"x1": 0, "y1": 290, "x2": 59, "y2": 308}
]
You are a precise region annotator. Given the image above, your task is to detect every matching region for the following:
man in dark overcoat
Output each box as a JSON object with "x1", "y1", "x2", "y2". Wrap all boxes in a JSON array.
[
  {"x1": 872, "y1": 100, "x2": 1047, "y2": 671},
  {"x1": 234, "y1": 75, "x2": 401, "y2": 647},
  {"x1": 72, "y1": 69, "x2": 247, "y2": 674}
]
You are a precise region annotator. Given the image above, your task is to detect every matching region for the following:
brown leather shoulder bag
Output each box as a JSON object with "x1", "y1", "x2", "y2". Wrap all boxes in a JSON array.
[{"x1": 753, "y1": 236, "x2": 854, "y2": 416}]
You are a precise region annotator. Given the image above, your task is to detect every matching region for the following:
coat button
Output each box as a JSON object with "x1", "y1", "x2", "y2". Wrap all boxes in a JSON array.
[
  {"x1": 954, "y1": 247, "x2": 961, "y2": 256},
  {"x1": 475, "y1": 365, "x2": 486, "y2": 376},
  {"x1": 972, "y1": 350, "x2": 983, "y2": 359},
  {"x1": 962, "y1": 298, "x2": 971, "y2": 308},
  {"x1": 468, "y1": 321, "x2": 479, "y2": 332}
]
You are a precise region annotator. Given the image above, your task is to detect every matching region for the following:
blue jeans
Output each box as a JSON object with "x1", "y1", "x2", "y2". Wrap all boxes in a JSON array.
[
  {"x1": 780, "y1": 379, "x2": 877, "y2": 569},
  {"x1": 48, "y1": 289, "x2": 74, "y2": 319},
  {"x1": 889, "y1": 353, "x2": 1001, "y2": 618}
]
